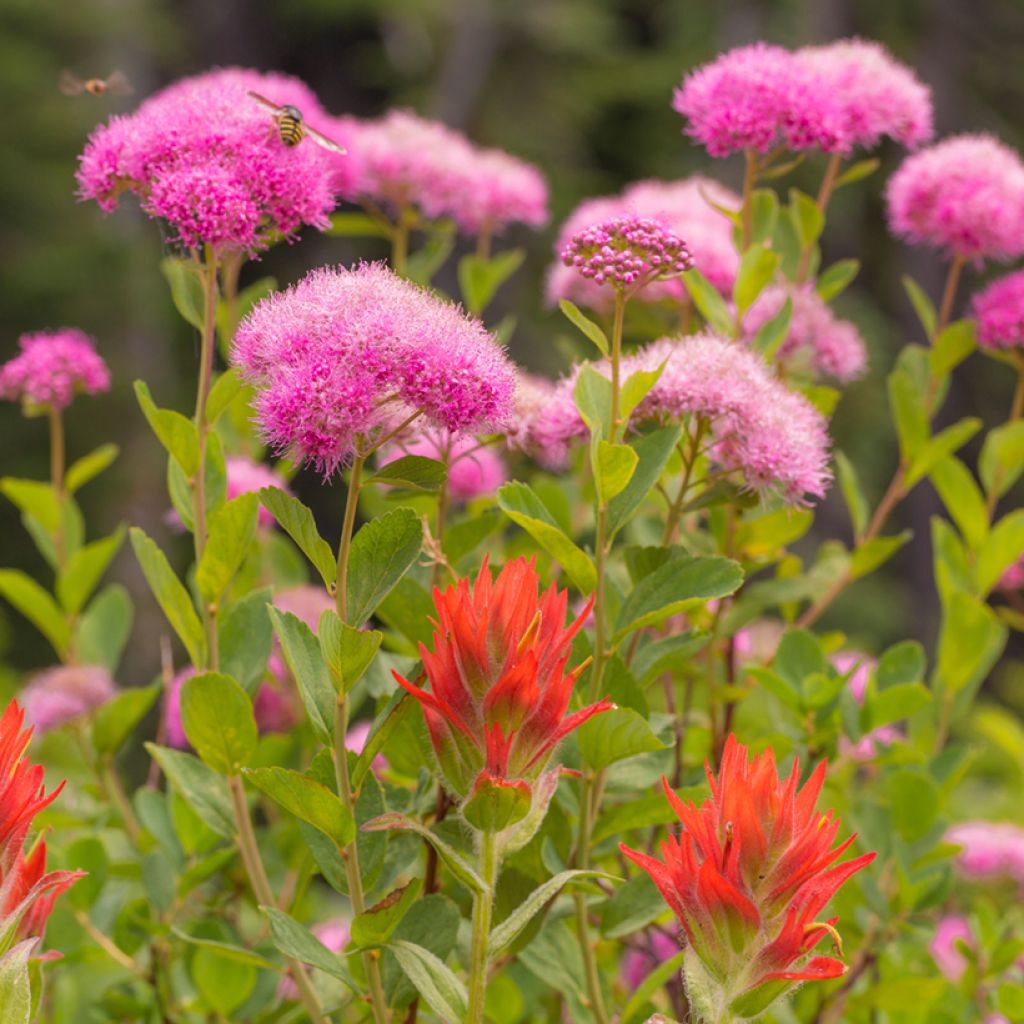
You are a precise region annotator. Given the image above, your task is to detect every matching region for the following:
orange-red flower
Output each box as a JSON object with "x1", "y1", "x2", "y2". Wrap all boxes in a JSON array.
[
  {"x1": 394, "y1": 557, "x2": 611, "y2": 800},
  {"x1": 621, "y1": 735, "x2": 874, "y2": 1020}
]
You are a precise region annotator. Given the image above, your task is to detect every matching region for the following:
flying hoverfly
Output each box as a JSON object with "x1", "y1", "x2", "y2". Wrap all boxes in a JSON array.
[
  {"x1": 246, "y1": 91, "x2": 346, "y2": 154},
  {"x1": 59, "y1": 69, "x2": 133, "y2": 97}
]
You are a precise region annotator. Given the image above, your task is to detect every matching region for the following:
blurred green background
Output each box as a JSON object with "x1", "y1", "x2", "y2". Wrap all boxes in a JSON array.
[{"x1": 1, "y1": 0, "x2": 1022, "y2": 701}]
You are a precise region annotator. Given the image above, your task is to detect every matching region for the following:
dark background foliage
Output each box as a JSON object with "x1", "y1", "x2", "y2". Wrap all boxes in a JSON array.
[{"x1": 1, "y1": 0, "x2": 1021, "y2": 706}]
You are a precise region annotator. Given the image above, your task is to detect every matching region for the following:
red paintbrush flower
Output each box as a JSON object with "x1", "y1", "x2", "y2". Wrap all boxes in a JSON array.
[
  {"x1": 394, "y1": 557, "x2": 611, "y2": 803},
  {"x1": 621, "y1": 735, "x2": 875, "y2": 1021}
]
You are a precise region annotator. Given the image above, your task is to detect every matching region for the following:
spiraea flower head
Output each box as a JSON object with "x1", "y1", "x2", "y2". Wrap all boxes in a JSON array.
[
  {"x1": 673, "y1": 43, "x2": 845, "y2": 158},
  {"x1": 0, "y1": 330, "x2": 110, "y2": 413},
  {"x1": 886, "y1": 135, "x2": 1024, "y2": 263},
  {"x1": 797, "y1": 39, "x2": 933, "y2": 150},
  {"x1": 394, "y1": 558, "x2": 611, "y2": 812},
  {"x1": 21, "y1": 665, "x2": 116, "y2": 733},
  {"x1": 547, "y1": 177, "x2": 739, "y2": 311},
  {"x1": 77, "y1": 67, "x2": 338, "y2": 254},
  {"x1": 621, "y1": 736, "x2": 875, "y2": 1021},
  {"x1": 232, "y1": 262, "x2": 516, "y2": 477},
  {"x1": 560, "y1": 215, "x2": 695, "y2": 293},
  {"x1": 972, "y1": 270, "x2": 1024, "y2": 350},
  {"x1": 946, "y1": 821, "x2": 1024, "y2": 885}
]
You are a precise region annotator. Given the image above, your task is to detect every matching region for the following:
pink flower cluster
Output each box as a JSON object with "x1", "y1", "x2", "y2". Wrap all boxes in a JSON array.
[
  {"x1": 797, "y1": 39, "x2": 933, "y2": 150},
  {"x1": 20, "y1": 665, "x2": 116, "y2": 733},
  {"x1": 232, "y1": 263, "x2": 516, "y2": 476},
  {"x1": 380, "y1": 430, "x2": 507, "y2": 502},
  {"x1": 533, "y1": 333, "x2": 832, "y2": 504},
  {"x1": 833, "y1": 653, "x2": 900, "y2": 761},
  {"x1": 745, "y1": 286, "x2": 868, "y2": 382},
  {"x1": 0, "y1": 330, "x2": 110, "y2": 412},
  {"x1": 334, "y1": 110, "x2": 548, "y2": 234},
  {"x1": 947, "y1": 821, "x2": 1024, "y2": 884},
  {"x1": 77, "y1": 67, "x2": 338, "y2": 253},
  {"x1": 547, "y1": 177, "x2": 739, "y2": 311},
  {"x1": 972, "y1": 271, "x2": 1024, "y2": 351},
  {"x1": 225, "y1": 457, "x2": 290, "y2": 528},
  {"x1": 886, "y1": 135, "x2": 1024, "y2": 264},
  {"x1": 560, "y1": 215, "x2": 695, "y2": 293},
  {"x1": 503, "y1": 370, "x2": 560, "y2": 467},
  {"x1": 999, "y1": 555, "x2": 1024, "y2": 592}
]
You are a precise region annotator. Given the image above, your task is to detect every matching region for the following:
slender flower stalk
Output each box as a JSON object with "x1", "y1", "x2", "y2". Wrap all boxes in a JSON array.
[
  {"x1": 741, "y1": 148, "x2": 758, "y2": 251},
  {"x1": 48, "y1": 406, "x2": 67, "y2": 582},
  {"x1": 466, "y1": 829, "x2": 498, "y2": 1024}
]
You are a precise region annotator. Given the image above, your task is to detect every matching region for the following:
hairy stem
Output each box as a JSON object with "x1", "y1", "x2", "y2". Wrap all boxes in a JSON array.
[{"x1": 466, "y1": 829, "x2": 498, "y2": 1024}]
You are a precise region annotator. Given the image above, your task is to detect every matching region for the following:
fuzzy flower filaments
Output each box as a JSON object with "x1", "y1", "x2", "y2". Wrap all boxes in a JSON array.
[
  {"x1": 76, "y1": 67, "x2": 338, "y2": 254},
  {"x1": 972, "y1": 270, "x2": 1024, "y2": 350},
  {"x1": 0, "y1": 330, "x2": 110, "y2": 413},
  {"x1": 232, "y1": 263, "x2": 516, "y2": 476}
]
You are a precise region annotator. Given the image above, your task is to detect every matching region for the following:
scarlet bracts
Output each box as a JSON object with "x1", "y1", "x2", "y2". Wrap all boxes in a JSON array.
[
  {"x1": 394, "y1": 558, "x2": 611, "y2": 802},
  {"x1": 621, "y1": 735, "x2": 874, "y2": 1020}
]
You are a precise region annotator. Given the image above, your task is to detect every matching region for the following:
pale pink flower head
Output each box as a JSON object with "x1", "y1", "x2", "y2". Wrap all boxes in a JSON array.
[
  {"x1": 345, "y1": 720, "x2": 388, "y2": 775},
  {"x1": 278, "y1": 919, "x2": 349, "y2": 999},
  {"x1": 744, "y1": 285, "x2": 868, "y2": 382},
  {"x1": 673, "y1": 43, "x2": 845, "y2": 158},
  {"x1": 797, "y1": 39, "x2": 933, "y2": 150},
  {"x1": 380, "y1": 429, "x2": 507, "y2": 502},
  {"x1": 833, "y1": 652, "x2": 900, "y2": 761},
  {"x1": 998, "y1": 555, "x2": 1024, "y2": 591},
  {"x1": 972, "y1": 271, "x2": 1024, "y2": 351},
  {"x1": 560, "y1": 215, "x2": 695, "y2": 293},
  {"x1": 620, "y1": 930, "x2": 679, "y2": 989},
  {"x1": 503, "y1": 370, "x2": 562, "y2": 467},
  {"x1": 225, "y1": 457, "x2": 290, "y2": 528},
  {"x1": 0, "y1": 329, "x2": 110, "y2": 412},
  {"x1": 946, "y1": 821, "x2": 1024, "y2": 883},
  {"x1": 77, "y1": 67, "x2": 338, "y2": 254},
  {"x1": 885, "y1": 135, "x2": 1024, "y2": 263},
  {"x1": 21, "y1": 665, "x2": 116, "y2": 733},
  {"x1": 534, "y1": 332, "x2": 832, "y2": 504},
  {"x1": 547, "y1": 177, "x2": 739, "y2": 312},
  {"x1": 930, "y1": 916, "x2": 972, "y2": 981},
  {"x1": 233, "y1": 263, "x2": 516, "y2": 477}
]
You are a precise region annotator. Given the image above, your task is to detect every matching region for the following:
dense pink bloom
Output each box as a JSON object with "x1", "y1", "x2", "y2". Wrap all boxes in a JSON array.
[
  {"x1": 278, "y1": 919, "x2": 349, "y2": 999},
  {"x1": 972, "y1": 271, "x2": 1024, "y2": 350},
  {"x1": 233, "y1": 263, "x2": 515, "y2": 476},
  {"x1": 832, "y1": 653, "x2": 900, "y2": 761},
  {"x1": 560, "y1": 215, "x2": 695, "y2": 293},
  {"x1": 21, "y1": 665, "x2": 116, "y2": 733},
  {"x1": 77, "y1": 67, "x2": 338, "y2": 253},
  {"x1": 999, "y1": 555, "x2": 1024, "y2": 591},
  {"x1": 745, "y1": 286, "x2": 868, "y2": 382},
  {"x1": 380, "y1": 430, "x2": 507, "y2": 501},
  {"x1": 345, "y1": 720, "x2": 388, "y2": 775},
  {"x1": 621, "y1": 930, "x2": 680, "y2": 989},
  {"x1": 533, "y1": 333, "x2": 832, "y2": 504},
  {"x1": 946, "y1": 821, "x2": 1024, "y2": 883},
  {"x1": 797, "y1": 40, "x2": 933, "y2": 150},
  {"x1": 503, "y1": 370, "x2": 558, "y2": 466},
  {"x1": 547, "y1": 177, "x2": 740, "y2": 311},
  {"x1": 334, "y1": 110, "x2": 547, "y2": 233},
  {"x1": 886, "y1": 135, "x2": 1024, "y2": 263},
  {"x1": 0, "y1": 330, "x2": 110, "y2": 412},
  {"x1": 673, "y1": 43, "x2": 845, "y2": 158},
  {"x1": 930, "y1": 916, "x2": 972, "y2": 981}
]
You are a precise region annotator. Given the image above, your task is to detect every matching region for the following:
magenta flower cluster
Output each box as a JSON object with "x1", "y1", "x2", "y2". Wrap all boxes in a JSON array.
[
  {"x1": 77, "y1": 67, "x2": 338, "y2": 253},
  {"x1": 560, "y1": 215, "x2": 695, "y2": 292},
  {"x1": 972, "y1": 271, "x2": 1024, "y2": 350},
  {"x1": 886, "y1": 135, "x2": 1024, "y2": 264},
  {"x1": 21, "y1": 665, "x2": 116, "y2": 733},
  {"x1": 232, "y1": 263, "x2": 516, "y2": 476},
  {"x1": 0, "y1": 329, "x2": 110, "y2": 412}
]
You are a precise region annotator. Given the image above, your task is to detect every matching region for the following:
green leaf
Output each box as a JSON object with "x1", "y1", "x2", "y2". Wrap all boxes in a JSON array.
[
  {"x1": 558, "y1": 299, "x2": 608, "y2": 355},
  {"x1": 595, "y1": 441, "x2": 638, "y2": 503},
  {"x1": 92, "y1": 683, "x2": 160, "y2": 756},
  {"x1": 877, "y1": 641, "x2": 926, "y2": 689},
  {"x1": 683, "y1": 268, "x2": 734, "y2": 336},
  {"x1": 144, "y1": 743, "x2": 234, "y2": 837},
  {"x1": 325, "y1": 210, "x2": 392, "y2": 239},
  {"x1": 462, "y1": 776, "x2": 531, "y2": 833},
  {"x1": 0, "y1": 940, "x2": 33, "y2": 1024},
  {"x1": 750, "y1": 296, "x2": 792, "y2": 359},
  {"x1": 774, "y1": 629, "x2": 825, "y2": 691},
  {"x1": 733, "y1": 245, "x2": 780, "y2": 314},
  {"x1": 406, "y1": 227, "x2": 455, "y2": 286},
  {"x1": 607, "y1": 425, "x2": 683, "y2": 538},
  {"x1": 205, "y1": 369, "x2": 245, "y2": 424},
  {"x1": 352, "y1": 693, "x2": 412, "y2": 792},
  {"x1": 318, "y1": 610, "x2": 382, "y2": 693},
  {"x1": 980, "y1": 420, "x2": 1024, "y2": 499},
  {"x1": 76, "y1": 583, "x2": 133, "y2": 672},
  {"x1": 389, "y1": 940, "x2": 468, "y2": 1022},
  {"x1": 930, "y1": 457, "x2": 988, "y2": 551},
  {"x1": 129, "y1": 527, "x2": 205, "y2": 668},
  {"x1": 133, "y1": 381, "x2": 199, "y2": 477},
  {"x1": 169, "y1": 928, "x2": 278, "y2": 970},
  {"x1": 600, "y1": 872, "x2": 665, "y2": 939},
  {"x1": 181, "y1": 672, "x2": 257, "y2": 774},
  {"x1": 268, "y1": 607, "x2": 335, "y2": 744},
  {"x1": 65, "y1": 443, "x2": 119, "y2": 493},
  {"x1": 160, "y1": 257, "x2": 206, "y2": 330},
  {"x1": 835, "y1": 451, "x2": 869, "y2": 538},
  {"x1": 619, "y1": 366, "x2": 664, "y2": 425},
  {"x1": 833, "y1": 157, "x2": 880, "y2": 189},
  {"x1": 866, "y1": 682, "x2": 932, "y2": 729},
  {"x1": 747, "y1": 188, "x2": 779, "y2": 244},
  {"x1": 497, "y1": 482, "x2": 597, "y2": 593},
  {"x1": 816, "y1": 259, "x2": 860, "y2": 302},
  {"x1": 576, "y1": 708, "x2": 666, "y2": 770},
  {"x1": 458, "y1": 249, "x2": 525, "y2": 314},
  {"x1": 886, "y1": 769, "x2": 939, "y2": 841},
  {"x1": 0, "y1": 478, "x2": 60, "y2": 533},
  {"x1": 262, "y1": 907, "x2": 353, "y2": 984},
  {"x1": 902, "y1": 275, "x2": 937, "y2": 339},
  {"x1": 196, "y1": 493, "x2": 259, "y2": 602},
  {"x1": 351, "y1": 881, "x2": 421, "y2": 948},
  {"x1": 0, "y1": 569, "x2": 69, "y2": 658},
  {"x1": 614, "y1": 555, "x2": 743, "y2": 640},
  {"x1": 887, "y1": 367, "x2": 928, "y2": 464},
  {"x1": 935, "y1": 591, "x2": 1007, "y2": 695},
  {"x1": 258, "y1": 487, "x2": 336, "y2": 588},
  {"x1": 905, "y1": 416, "x2": 983, "y2": 488},
  {"x1": 977, "y1": 509, "x2": 1024, "y2": 595},
  {"x1": 244, "y1": 766, "x2": 354, "y2": 848},
  {"x1": 850, "y1": 531, "x2": 912, "y2": 579},
  {"x1": 573, "y1": 363, "x2": 612, "y2": 437},
  {"x1": 219, "y1": 587, "x2": 273, "y2": 694},
  {"x1": 930, "y1": 319, "x2": 976, "y2": 377},
  {"x1": 370, "y1": 455, "x2": 447, "y2": 492},
  {"x1": 789, "y1": 188, "x2": 824, "y2": 247},
  {"x1": 57, "y1": 525, "x2": 125, "y2": 614},
  {"x1": 346, "y1": 507, "x2": 423, "y2": 627}
]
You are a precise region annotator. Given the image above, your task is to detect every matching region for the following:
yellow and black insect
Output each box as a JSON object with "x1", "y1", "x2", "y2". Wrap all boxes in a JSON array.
[
  {"x1": 247, "y1": 92, "x2": 346, "y2": 154},
  {"x1": 59, "y1": 69, "x2": 133, "y2": 97}
]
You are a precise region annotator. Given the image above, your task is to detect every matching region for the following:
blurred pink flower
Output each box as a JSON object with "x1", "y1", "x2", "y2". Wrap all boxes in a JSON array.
[
  {"x1": 999, "y1": 556, "x2": 1024, "y2": 592},
  {"x1": 503, "y1": 370, "x2": 560, "y2": 467},
  {"x1": 833, "y1": 652, "x2": 900, "y2": 761},
  {"x1": 673, "y1": 43, "x2": 845, "y2": 158},
  {"x1": 21, "y1": 665, "x2": 116, "y2": 733},
  {"x1": 345, "y1": 720, "x2": 388, "y2": 775},
  {"x1": 267, "y1": 586, "x2": 335, "y2": 687},
  {"x1": 930, "y1": 915, "x2": 972, "y2": 981},
  {"x1": 972, "y1": 271, "x2": 1024, "y2": 351},
  {"x1": 233, "y1": 263, "x2": 516, "y2": 477},
  {"x1": 947, "y1": 821, "x2": 1024, "y2": 883},
  {"x1": 0, "y1": 329, "x2": 110, "y2": 412},
  {"x1": 380, "y1": 430, "x2": 507, "y2": 501},
  {"x1": 167, "y1": 456, "x2": 289, "y2": 531},
  {"x1": 886, "y1": 135, "x2": 1024, "y2": 264},
  {"x1": 620, "y1": 930, "x2": 679, "y2": 989},
  {"x1": 278, "y1": 919, "x2": 349, "y2": 999},
  {"x1": 797, "y1": 39, "x2": 933, "y2": 150},
  {"x1": 77, "y1": 67, "x2": 338, "y2": 253}
]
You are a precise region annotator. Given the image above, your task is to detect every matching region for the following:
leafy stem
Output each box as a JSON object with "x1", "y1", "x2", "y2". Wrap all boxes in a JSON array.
[{"x1": 466, "y1": 828, "x2": 499, "y2": 1024}]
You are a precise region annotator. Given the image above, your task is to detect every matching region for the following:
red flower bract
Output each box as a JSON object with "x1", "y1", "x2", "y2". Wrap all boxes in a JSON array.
[
  {"x1": 394, "y1": 557, "x2": 611, "y2": 799},
  {"x1": 621, "y1": 735, "x2": 874, "y2": 1020}
]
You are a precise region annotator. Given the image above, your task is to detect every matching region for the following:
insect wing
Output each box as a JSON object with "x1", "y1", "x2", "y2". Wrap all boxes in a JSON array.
[
  {"x1": 58, "y1": 70, "x2": 85, "y2": 96},
  {"x1": 105, "y1": 70, "x2": 134, "y2": 96},
  {"x1": 304, "y1": 124, "x2": 347, "y2": 155},
  {"x1": 247, "y1": 91, "x2": 283, "y2": 113}
]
